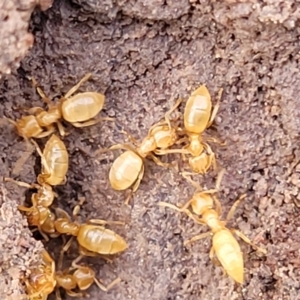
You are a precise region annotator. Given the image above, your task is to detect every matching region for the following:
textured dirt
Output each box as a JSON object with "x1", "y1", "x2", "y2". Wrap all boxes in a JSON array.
[
  {"x1": 0, "y1": 0, "x2": 35, "y2": 77},
  {"x1": 0, "y1": 0, "x2": 53, "y2": 77},
  {"x1": 0, "y1": 184, "x2": 44, "y2": 300},
  {"x1": 1, "y1": 0, "x2": 300, "y2": 299}
]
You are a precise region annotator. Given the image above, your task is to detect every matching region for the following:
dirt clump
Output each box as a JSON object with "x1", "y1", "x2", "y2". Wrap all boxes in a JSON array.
[
  {"x1": 0, "y1": 0, "x2": 53, "y2": 77},
  {"x1": 0, "y1": 184, "x2": 44, "y2": 300}
]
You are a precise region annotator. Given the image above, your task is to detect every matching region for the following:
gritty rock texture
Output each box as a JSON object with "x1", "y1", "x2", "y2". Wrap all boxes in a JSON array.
[
  {"x1": 0, "y1": 0, "x2": 53, "y2": 78},
  {"x1": 72, "y1": 0, "x2": 190, "y2": 20},
  {"x1": 0, "y1": 184, "x2": 44, "y2": 300},
  {"x1": 0, "y1": 0, "x2": 36, "y2": 76},
  {"x1": 1, "y1": 0, "x2": 300, "y2": 299}
]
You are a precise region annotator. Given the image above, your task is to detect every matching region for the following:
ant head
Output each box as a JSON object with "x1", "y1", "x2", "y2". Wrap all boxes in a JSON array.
[
  {"x1": 74, "y1": 266, "x2": 95, "y2": 290},
  {"x1": 190, "y1": 192, "x2": 214, "y2": 215},
  {"x1": 18, "y1": 114, "x2": 41, "y2": 129}
]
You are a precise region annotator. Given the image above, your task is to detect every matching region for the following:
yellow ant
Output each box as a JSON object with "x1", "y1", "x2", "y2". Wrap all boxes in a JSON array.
[
  {"x1": 156, "y1": 85, "x2": 223, "y2": 174},
  {"x1": 30, "y1": 134, "x2": 69, "y2": 186},
  {"x1": 4, "y1": 134, "x2": 68, "y2": 238},
  {"x1": 159, "y1": 169, "x2": 266, "y2": 284},
  {"x1": 7, "y1": 73, "x2": 112, "y2": 139},
  {"x1": 54, "y1": 198, "x2": 128, "y2": 263},
  {"x1": 21, "y1": 249, "x2": 120, "y2": 300},
  {"x1": 104, "y1": 98, "x2": 182, "y2": 204}
]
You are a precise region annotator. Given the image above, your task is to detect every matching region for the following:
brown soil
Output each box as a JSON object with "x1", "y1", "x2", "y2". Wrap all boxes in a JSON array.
[{"x1": 1, "y1": 0, "x2": 300, "y2": 299}]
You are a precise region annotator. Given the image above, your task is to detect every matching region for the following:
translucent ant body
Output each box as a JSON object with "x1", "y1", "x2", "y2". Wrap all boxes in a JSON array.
[
  {"x1": 7, "y1": 73, "x2": 110, "y2": 139},
  {"x1": 34, "y1": 134, "x2": 69, "y2": 186},
  {"x1": 55, "y1": 263, "x2": 120, "y2": 299},
  {"x1": 4, "y1": 134, "x2": 68, "y2": 237},
  {"x1": 107, "y1": 99, "x2": 182, "y2": 203},
  {"x1": 22, "y1": 250, "x2": 56, "y2": 300},
  {"x1": 4, "y1": 177, "x2": 58, "y2": 239},
  {"x1": 156, "y1": 86, "x2": 222, "y2": 174},
  {"x1": 22, "y1": 250, "x2": 120, "y2": 300},
  {"x1": 159, "y1": 170, "x2": 266, "y2": 284},
  {"x1": 54, "y1": 199, "x2": 127, "y2": 259}
]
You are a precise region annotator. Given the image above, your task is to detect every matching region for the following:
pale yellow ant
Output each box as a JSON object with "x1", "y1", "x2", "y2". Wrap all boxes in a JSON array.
[
  {"x1": 159, "y1": 169, "x2": 266, "y2": 284},
  {"x1": 103, "y1": 98, "x2": 182, "y2": 204},
  {"x1": 7, "y1": 73, "x2": 112, "y2": 139},
  {"x1": 156, "y1": 85, "x2": 223, "y2": 174}
]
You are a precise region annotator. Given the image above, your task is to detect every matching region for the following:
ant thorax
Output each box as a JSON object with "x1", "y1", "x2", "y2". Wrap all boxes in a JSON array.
[
  {"x1": 202, "y1": 209, "x2": 223, "y2": 233},
  {"x1": 138, "y1": 137, "x2": 156, "y2": 156},
  {"x1": 187, "y1": 133, "x2": 204, "y2": 156}
]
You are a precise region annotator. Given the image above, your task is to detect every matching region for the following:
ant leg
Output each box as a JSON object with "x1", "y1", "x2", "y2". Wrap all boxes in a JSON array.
[
  {"x1": 225, "y1": 194, "x2": 246, "y2": 223},
  {"x1": 158, "y1": 201, "x2": 206, "y2": 225},
  {"x1": 184, "y1": 231, "x2": 211, "y2": 246},
  {"x1": 5, "y1": 117, "x2": 17, "y2": 127},
  {"x1": 215, "y1": 168, "x2": 225, "y2": 191},
  {"x1": 155, "y1": 148, "x2": 190, "y2": 156},
  {"x1": 175, "y1": 137, "x2": 189, "y2": 145},
  {"x1": 231, "y1": 229, "x2": 267, "y2": 254},
  {"x1": 34, "y1": 127, "x2": 56, "y2": 138},
  {"x1": 27, "y1": 107, "x2": 44, "y2": 115},
  {"x1": 30, "y1": 139, "x2": 51, "y2": 175},
  {"x1": 42, "y1": 249, "x2": 55, "y2": 269},
  {"x1": 209, "y1": 246, "x2": 221, "y2": 267},
  {"x1": 181, "y1": 172, "x2": 203, "y2": 191},
  {"x1": 71, "y1": 254, "x2": 85, "y2": 268},
  {"x1": 87, "y1": 219, "x2": 125, "y2": 226},
  {"x1": 110, "y1": 143, "x2": 136, "y2": 152},
  {"x1": 56, "y1": 121, "x2": 67, "y2": 137},
  {"x1": 171, "y1": 137, "x2": 189, "y2": 162},
  {"x1": 177, "y1": 198, "x2": 195, "y2": 211},
  {"x1": 37, "y1": 226, "x2": 50, "y2": 242},
  {"x1": 203, "y1": 142, "x2": 213, "y2": 156},
  {"x1": 59, "y1": 237, "x2": 74, "y2": 270},
  {"x1": 120, "y1": 129, "x2": 139, "y2": 146},
  {"x1": 66, "y1": 290, "x2": 84, "y2": 297},
  {"x1": 207, "y1": 88, "x2": 223, "y2": 128},
  {"x1": 64, "y1": 73, "x2": 92, "y2": 98},
  {"x1": 94, "y1": 277, "x2": 121, "y2": 292},
  {"x1": 76, "y1": 246, "x2": 114, "y2": 263},
  {"x1": 55, "y1": 288, "x2": 62, "y2": 300},
  {"x1": 18, "y1": 205, "x2": 34, "y2": 213},
  {"x1": 205, "y1": 136, "x2": 226, "y2": 146},
  {"x1": 55, "y1": 207, "x2": 71, "y2": 220},
  {"x1": 149, "y1": 154, "x2": 172, "y2": 168},
  {"x1": 125, "y1": 164, "x2": 144, "y2": 205},
  {"x1": 32, "y1": 77, "x2": 53, "y2": 107},
  {"x1": 181, "y1": 172, "x2": 218, "y2": 194},
  {"x1": 124, "y1": 190, "x2": 134, "y2": 206},
  {"x1": 210, "y1": 152, "x2": 217, "y2": 171},
  {"x1": 164, "y1": 98, "x2": 183, "y2": 129},
  {"x1": 71, "y1": 117, "x2": 114, "y2": 128},
  {"x1": 212, "y1": 196, "x2": 222, "y2": 217},
  {"x1": 4, "y1": 177, "x2": 39, "y2": 189},
  {"x1": 158, "y1": 202, "x2": 184, "y2": 212}
]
